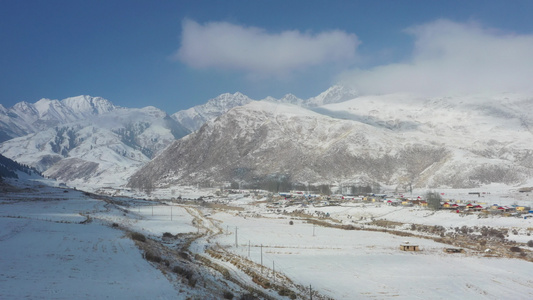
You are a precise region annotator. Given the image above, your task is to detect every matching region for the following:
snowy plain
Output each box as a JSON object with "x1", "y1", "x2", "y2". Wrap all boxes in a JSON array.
[
  {"x1": 2, "y1": 179, "x2": 533, "y2": 299},
  {"x1": 0, "y1": 183, "x2": 180, "y2": 299},
  {"x1": 211, "y1": 210, "x2": 533, "y2": 299}
]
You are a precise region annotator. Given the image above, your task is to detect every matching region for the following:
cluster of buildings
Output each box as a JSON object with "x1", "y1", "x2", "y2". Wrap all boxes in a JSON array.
[
  {"x1": 441, "y1": 201, "x2": 532, "y2": 216},
  {"x1": 274, "y1": 191, "x2": 532, "y2": 218}
]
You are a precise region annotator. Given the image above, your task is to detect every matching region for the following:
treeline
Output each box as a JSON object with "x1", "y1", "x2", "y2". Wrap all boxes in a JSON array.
[
  {"x1": 0, "y1": 154, "x2": 42, "y2": 180},
  {"x1": 227, "y1": 176, "x2": 381, "y2": 195}
]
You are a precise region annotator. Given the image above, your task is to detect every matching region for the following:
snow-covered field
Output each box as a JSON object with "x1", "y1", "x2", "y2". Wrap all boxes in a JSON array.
[
  {"x1": 211, "y1": 210, "x2": 533, "y2": 299},
  {"x1": 2, "y1": 180, "x2": 533, "y2": 299},
  {"x1": 0, "y1": 184, "x2": 179, "y2": 299}
]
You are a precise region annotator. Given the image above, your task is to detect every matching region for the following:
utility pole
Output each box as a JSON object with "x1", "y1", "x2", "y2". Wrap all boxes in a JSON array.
[
  {"x1": 310, "y1": 285, "x2": 313, "y2": 300},
  {"x1": 273, "y1": 261, "x2": 275, "y2": 284},
  {"x1": 235, "y1": 227, "x2": 238, "y2": 248},
  {"x1": 261, "y1": 244, "x2": 263, "y2": 274}
]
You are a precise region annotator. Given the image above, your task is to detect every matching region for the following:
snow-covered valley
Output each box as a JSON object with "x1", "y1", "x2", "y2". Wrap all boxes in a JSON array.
[
  {"x1": 2, "y1": 178, "x2": 532, "y2": 299},
  {"x1": 2, "y1": 88, "x2": 533, "y2": 299}
]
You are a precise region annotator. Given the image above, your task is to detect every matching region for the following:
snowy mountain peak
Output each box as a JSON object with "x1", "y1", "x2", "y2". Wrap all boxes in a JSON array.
[
  {"x1": 171, "y1": 86, "x2": 360, "y2": 132},
  {"x1": 172, "y1": 92, "x2": 253, "y2": 132},
  {"x1": 0, "y1": 95, "x2": 120, "y2": 143},
  {"x1": 61, "y1": 95, "x2": 116, "y2": 116},
  {"x1": 12, "y1": 101, "x2": 38, "y2": 115},
  {"x1": 278, "y1": 93, "x2": 305, "y2": 105},
  {"x1": 307, "y1": 84, "x2": 359, "y2": 106},
  {"x1": 34, "y1": 98, "x2": 69, "y2": 119},
  {"x1": 208, "y1": 92, "x2": 251, "y2": 107}
]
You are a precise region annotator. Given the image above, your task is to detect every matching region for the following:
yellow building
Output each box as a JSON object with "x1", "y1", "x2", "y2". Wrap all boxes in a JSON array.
[{"x1": 516, "y1": 206, "x2": 531, "y2": 212}]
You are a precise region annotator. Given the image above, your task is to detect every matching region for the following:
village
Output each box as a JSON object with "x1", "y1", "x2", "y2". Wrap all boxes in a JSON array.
[{"x1": 261, "y1": 189, "x2": 533, "y2": 219}]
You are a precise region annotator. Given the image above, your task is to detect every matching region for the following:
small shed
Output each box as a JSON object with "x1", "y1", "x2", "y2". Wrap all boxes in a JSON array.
[{"x1": 400, "y1": 242, "x2": 420, "y2": 251}]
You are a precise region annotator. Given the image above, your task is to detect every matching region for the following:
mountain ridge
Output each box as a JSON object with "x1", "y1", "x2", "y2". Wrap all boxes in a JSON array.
[
  {"x1": 0, "y1": 95, "x2": 118, "y2": 142},
  {"x1": 2, "y1": 88, "x2": 532, "y2": 191},
  {"x1": 171, "y1": 85, "x2": 358, "y2": 132},
  {"x1": 129, "y1": 92, "x2": 533, "y2": 191},
  {"x1": 0, "y1": 97, "x2": 190, "y2": 188}
]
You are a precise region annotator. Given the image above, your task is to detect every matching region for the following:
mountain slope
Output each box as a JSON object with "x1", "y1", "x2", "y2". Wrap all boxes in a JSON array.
[
  {"x1": 128, "y1": 101, "x2": 447, "y2": 190},
  {"x1": 129, "y1": 93, "x2": 533, "y2": 191},
  {"x1": 171, "y1": 86, "x2": 358, "y2": 132},
  {"x1": 306, "y1": 85, "x2": 359, "y2": 107},
  {"x1": 0, "y1": 153, "x2": 41, "y2": 181},
  {"x1": 0, "y1": 96, "x2": 118, "y2": 142},
  {"x1": 0, "y1": 101, "x2": 189, "y2": 188},
  {"x1": 172, "y1": 92, "x2": 253, "y2": 132}
]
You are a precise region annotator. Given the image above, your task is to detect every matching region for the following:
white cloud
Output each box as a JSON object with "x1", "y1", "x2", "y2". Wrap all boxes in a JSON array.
[
  {"x1": 339, "y1": 19, "x2": 533, "y2": 96},
  {"x1": 176, "y1": 19, "x2": 359, "y2": 77}
]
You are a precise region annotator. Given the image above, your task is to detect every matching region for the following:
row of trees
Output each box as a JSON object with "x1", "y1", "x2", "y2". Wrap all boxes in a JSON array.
[{"x1": 229, "y1": 178, "x2": 382, "y2": 195}]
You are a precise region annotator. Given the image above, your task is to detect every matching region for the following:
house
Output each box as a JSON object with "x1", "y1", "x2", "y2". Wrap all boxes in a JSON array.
[
  {"x1": 386, "y1": 199, "x2": 400, "y2": 206},
  {"x1": 497, "y1": 206, "x2": 514, "y2": 212},
  {"x1": 472, "y1": 205, "x2": 484, "y2": 211},
  {"x1": 401, "y1": 200, "x2": 412, "y2": 206},
  {"x1": 516, "y1": 206, "x2": 531, "y2": 212},
  {"x1": 400, "y1": 242, "x2": 420, "y2": 251}
]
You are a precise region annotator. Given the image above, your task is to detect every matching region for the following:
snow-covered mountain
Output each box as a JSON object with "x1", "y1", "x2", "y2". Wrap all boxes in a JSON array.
[
  {"x1": 171, "y1": 92, "x2": 253, "y2": 132},
  {"x1": 0, "y1": 97, "x2": 189, "y2": 188},
  {"x1": 0, "y1": 95, "x2": 117, "y2": 142},
  {"x1": 171, "y1": 86, "x2": 357, "y2": 132},
  {"x1": 4, "y1": 87, "x2": 532, "y2": 191},
  {"x1": 306, "y1": 85, "x2": 358, "y2": 107},
  {"x1": 129, "y1": 92, "x2": 533, "y2": 191},
  {"x1": 0, "y1": 153, "x2": 41, "y2": 182}
]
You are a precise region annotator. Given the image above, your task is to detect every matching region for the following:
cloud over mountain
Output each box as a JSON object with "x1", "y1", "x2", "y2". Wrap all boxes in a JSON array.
[
  {"x1": 339, "y1": 19, "x2": 533, "y2": 96},
  {"x1": 176, "y1": 19, "x2": 359, "y2": 77}
]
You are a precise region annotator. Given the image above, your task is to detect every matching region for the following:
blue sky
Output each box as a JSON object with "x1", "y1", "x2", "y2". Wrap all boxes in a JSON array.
[{"x1": 1, "y1": 0, "x2": 533, "y2": 113}]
